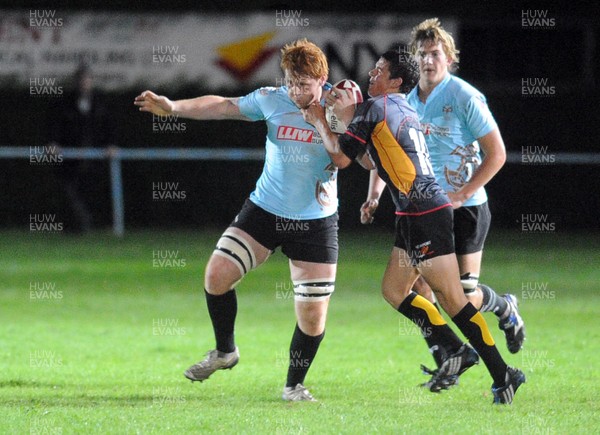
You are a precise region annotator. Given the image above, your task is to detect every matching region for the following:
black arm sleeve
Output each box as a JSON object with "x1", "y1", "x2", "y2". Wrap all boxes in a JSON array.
[{"x1": 338, "y1": 99, "x2": 379, "y2": 161}]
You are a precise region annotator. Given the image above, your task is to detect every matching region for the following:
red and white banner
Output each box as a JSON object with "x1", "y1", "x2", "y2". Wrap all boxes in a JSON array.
[{"x1": 0, "y1": 10, "x2": 456, "y2": 90}]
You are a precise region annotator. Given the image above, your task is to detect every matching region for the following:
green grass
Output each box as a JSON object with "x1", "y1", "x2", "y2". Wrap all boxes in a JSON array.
[{"x1": 1, "y1": 229, "x2": 599, "y2": 434}]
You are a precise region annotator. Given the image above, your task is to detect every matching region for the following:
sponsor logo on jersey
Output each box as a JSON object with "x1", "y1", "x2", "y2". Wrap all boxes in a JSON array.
[
  {"x1": 421, "y1": 122, "x2": 450, "y2": 137},
  {"x1": 277, "y1": 125, "x2": 320, "y2": 143}
]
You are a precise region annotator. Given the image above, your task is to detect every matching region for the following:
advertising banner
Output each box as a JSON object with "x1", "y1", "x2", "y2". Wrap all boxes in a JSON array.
[{"x1": 0, "y1": 10, "x2": 456, "y2": 90}]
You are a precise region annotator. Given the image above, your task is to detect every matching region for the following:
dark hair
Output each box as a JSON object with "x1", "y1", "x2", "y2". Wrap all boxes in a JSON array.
[{"x1": 380, "y1": 50, "x2": 419, "y2": 94}]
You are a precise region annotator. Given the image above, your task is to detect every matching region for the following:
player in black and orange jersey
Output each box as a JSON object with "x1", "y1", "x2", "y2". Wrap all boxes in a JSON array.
[{"x1": 302, "y1": 51, "x2": 525, "y2": 404}]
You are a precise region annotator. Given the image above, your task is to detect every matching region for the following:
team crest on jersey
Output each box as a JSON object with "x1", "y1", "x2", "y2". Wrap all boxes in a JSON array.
[
  {"x1": 442, "y1": 105, "x2": 453, "y2": 121},
  {"x1": 444, "y1": 143, "x2": 482, "y2": 189},
  {"x1": 315, "y1": 163, "x2": 337, "y2": 207}
]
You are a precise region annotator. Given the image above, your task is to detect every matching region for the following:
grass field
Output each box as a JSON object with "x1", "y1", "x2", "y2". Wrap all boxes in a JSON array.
[{"x1": 1, "y1": 228, "x2": 599, "y2": 434}]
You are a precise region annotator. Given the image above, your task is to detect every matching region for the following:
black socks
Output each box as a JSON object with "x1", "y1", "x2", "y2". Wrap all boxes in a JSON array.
[
  {"x1": 286, "y1": 324, "x2": 325, "y2": 388},
  {"x1": 452, "y1": 302, "x2": 507, "y2": 385},
  {"x1": 205, "y1": 289, "x2": 237, "y2": 353}
]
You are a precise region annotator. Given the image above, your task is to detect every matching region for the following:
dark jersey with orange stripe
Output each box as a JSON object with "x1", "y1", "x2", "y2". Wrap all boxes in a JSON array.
[{"x1": 339, "y1": 93, "x2": 451, "y2": 215}]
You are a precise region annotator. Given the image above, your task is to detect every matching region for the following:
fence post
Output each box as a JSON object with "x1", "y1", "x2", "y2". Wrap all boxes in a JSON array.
[{"x1": 108, "y1": 147, "x2": 125, "y2": 237}]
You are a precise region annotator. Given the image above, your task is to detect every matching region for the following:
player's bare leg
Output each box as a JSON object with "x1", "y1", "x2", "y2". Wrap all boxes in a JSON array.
[
  {"x1": 282, "y1": 260, "x2": 335, "y2": 401},
  {"x1": 412, "y1": 275, "x2": 436, "y2": 304},
  {"x1": 413, "y1": 252, "x2": 484, "y2": 308},
  {"x1": 184, "y1": 227, "x2": 271, "y2": 382},
  {"x1": 381, "y1": 247, "x2": 418, "y2": 306},
  {"x1": 418, "y1": 253, "x2": 473, "y2": 316}
]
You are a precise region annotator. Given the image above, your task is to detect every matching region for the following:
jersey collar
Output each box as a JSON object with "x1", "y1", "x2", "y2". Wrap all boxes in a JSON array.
[{"x1": 418, "y1": 73, "x2": 452, "y2": 104}]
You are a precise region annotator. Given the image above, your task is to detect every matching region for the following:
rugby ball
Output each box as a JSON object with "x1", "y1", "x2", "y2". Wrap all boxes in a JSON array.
[{"x1": 326, "y1": 79, "x2": 363, "y2": 134}]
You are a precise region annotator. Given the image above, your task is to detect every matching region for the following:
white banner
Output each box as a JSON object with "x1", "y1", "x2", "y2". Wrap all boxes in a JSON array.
[{"x1": 0, "y1": 10, "x2": 456, "y2": 90}]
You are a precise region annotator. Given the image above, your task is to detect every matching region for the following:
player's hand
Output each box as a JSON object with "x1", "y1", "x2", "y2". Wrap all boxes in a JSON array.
[
  {"x1": 447, "y1": 191, "x2": 468, "y2": 209},
  {"x1": 301, "y1": 102, "x2": 326, "y2": 127},
  {"x1": 326, "y1": 87, "x2": 353, "y2": 108},
  {"x1": 134, "y1": 90, "x2": 175, "y2": 116},
  {"x1": 326, "y1": 88, "x2": 356, "y2": 126},
  {"x1": 360, "y1": 198, "x2": 379, "y2": 224}
]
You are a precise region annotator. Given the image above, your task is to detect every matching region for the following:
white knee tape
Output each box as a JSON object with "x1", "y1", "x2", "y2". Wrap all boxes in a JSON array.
[
  {"x1": 460, "y1": 273, "x2": 479, "y2": 293},
  {"x1": 293, "y1": 279, "x2": 335, "y2": 302},
  {"x1": 213, "y1": 230, "x2": 257, "y2": 276}
]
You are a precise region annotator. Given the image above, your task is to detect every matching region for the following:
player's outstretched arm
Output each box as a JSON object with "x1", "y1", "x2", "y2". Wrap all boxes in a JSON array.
[
  {"x1": 301, "y1": 102, "x2": 352, "y2": 168},
  {"x1": 134, "y1": 91, "x2": 250, "y2": 121},
  {"x1": 133, "y1": 90, "x2": 174, "y2": 116}
]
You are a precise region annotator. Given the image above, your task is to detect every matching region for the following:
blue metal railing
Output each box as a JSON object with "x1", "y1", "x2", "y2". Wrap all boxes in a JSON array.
[
  {"x1": 3, "y1": 146, "x2": 264, "y2": 236},
  {"x1": 2, "y1": 146, "x2": 596, "y2": 236}
]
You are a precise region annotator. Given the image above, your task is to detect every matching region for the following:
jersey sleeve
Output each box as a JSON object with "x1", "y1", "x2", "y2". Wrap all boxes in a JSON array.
[
  {"x1": 338, "y1": 100, "x2": 380, "y2": 160},
  {"x1": 238, "y1": 87, "x2": 276, "y2": 121},
  {"x1": 463, "y1": 94, "x2": 498, "y2": 139}
]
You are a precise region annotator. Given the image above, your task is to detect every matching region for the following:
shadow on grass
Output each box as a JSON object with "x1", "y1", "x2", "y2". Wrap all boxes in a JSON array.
[{"x1": 0, "y1": 379, "x2": 288, "y2": 407}]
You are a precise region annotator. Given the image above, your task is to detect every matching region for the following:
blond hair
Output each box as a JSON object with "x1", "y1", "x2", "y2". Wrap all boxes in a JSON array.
[
  {"x1": 280, "y1": 38, "x2": 328, "y2": 79},
  {"x1": 410, "y1": 18, "x2": 460, "y2": 68}
]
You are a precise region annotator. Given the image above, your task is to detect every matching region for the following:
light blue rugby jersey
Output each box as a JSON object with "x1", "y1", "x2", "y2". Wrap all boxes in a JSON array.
[
  {"x1": 407, "y1": 74, "x2": 498, "y2": 207},
  {"x1": 238, "y1": 86, "x2": 338, "y2": 219}
]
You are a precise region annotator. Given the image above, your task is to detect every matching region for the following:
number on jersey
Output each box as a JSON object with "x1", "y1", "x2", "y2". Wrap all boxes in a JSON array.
[{"x1": 408, "y1": 127, "x2": 433, "y2": 176}]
